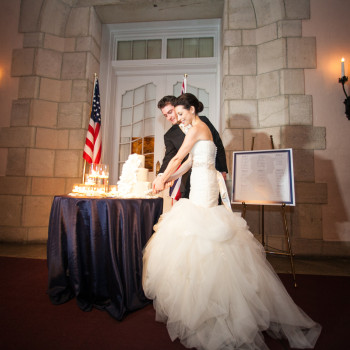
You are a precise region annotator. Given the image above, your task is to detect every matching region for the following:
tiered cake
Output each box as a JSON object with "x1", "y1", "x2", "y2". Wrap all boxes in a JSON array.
[{"x1": 117, "y1": 154, "x2": 152, "y2": 197}]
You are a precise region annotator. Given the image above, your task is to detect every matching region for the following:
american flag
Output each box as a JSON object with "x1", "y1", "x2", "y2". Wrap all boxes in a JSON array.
[
  {"x1": 170, "y1": 74, "x2": 188, "y2": 201},
  {"x1": 83, "y1": 77, "x2": 102, "y2": 164}
]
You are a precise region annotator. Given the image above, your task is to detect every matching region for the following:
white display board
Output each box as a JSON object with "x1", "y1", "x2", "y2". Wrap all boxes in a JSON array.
[{"x1": 231, "y1": 149, "x2": 295, "y2": 206}]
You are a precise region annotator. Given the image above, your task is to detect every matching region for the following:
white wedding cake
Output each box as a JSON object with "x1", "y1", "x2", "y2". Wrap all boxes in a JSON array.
[{"x1": 117, "y1": 154, "x2": 152, "y2": 198}]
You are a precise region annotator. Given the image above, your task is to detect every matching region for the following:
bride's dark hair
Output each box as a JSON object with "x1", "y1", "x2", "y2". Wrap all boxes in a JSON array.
[{"x1": 174, "y1": 93, "x2": 204, "y2": 114}]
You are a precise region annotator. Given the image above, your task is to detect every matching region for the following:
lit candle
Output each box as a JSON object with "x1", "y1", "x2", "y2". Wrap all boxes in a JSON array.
[{"x1": 341, "y1": 58, "x2": 345, "y2": 77}]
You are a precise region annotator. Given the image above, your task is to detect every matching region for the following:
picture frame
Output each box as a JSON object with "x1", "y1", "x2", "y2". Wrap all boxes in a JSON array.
[{"x1": 231, "y1": 149, "x2": 295, "y2": 206}]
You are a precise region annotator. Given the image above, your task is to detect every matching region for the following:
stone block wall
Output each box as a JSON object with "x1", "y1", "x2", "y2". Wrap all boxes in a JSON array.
[
  {"x1": 0, "y1": 0, "x2": 101, "y2": 242},
  {"x1": 0, "y1": 0, "x2": 346, "y2": 256},
  {"x1": 222, "y1": 0, "x2": 341, "y2": 255}
]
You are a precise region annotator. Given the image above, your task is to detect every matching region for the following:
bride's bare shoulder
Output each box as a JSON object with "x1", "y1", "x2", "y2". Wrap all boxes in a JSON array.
[
  {"x1": 188, "y1": 121, "x2": 210, "y2": 140},
  {"x1": 197, "y1": 120, "x2": 212, "y2": 138},
  {"x1": 185, "y1": 124, "x2": 203, "y2": 142}
]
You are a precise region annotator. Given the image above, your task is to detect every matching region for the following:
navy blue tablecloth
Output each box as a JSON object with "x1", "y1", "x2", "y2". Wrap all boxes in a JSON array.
[{"x1": 47, "y1": 196, "x2": 163, "y2": 320}]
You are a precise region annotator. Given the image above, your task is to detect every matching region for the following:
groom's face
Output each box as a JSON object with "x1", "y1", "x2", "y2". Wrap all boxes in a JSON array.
[{"x1": 161, "y1": 104, "x2": 178, "y2": 125}]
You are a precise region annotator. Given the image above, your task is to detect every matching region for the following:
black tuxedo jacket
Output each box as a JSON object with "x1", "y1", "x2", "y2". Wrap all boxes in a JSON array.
[{"x1": 159, "y1": 115, "x2": 228, "y2": 198}]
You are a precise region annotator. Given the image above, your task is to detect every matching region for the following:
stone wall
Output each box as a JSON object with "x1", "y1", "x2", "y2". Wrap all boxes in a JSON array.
[
  {"x1": 220, "y1": 0, "x2": 345, "y2": 255},
  {"x1": 0, "y1": 0, "x2": 101, "y2": 242},
  {"x1": 0, "y1": 0, "x2": 347, "y2": 255}
]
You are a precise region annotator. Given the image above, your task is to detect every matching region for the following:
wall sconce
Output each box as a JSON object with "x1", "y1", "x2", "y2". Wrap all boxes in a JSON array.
[{"x1": 338, "y1": 58, "x2": 350, "y2": 120}]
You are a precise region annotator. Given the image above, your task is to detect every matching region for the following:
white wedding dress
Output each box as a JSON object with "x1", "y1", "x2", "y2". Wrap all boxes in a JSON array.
[{"x1": 142, "y1": 140, "x2": 321, "y2": 350}]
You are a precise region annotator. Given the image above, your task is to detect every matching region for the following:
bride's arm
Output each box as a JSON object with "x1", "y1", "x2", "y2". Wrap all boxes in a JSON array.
[
  {"x1": 167, "y1": 154, "x2": 192, "y2": 182},
  {"x1": 155, "y1": 156, "x2": 192, "y2": 191},
  {"x1": 153, "y1": 128, "x2": 198, "y2": 191}
]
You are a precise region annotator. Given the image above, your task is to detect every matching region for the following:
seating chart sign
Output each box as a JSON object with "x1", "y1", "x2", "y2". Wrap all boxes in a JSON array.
[{"x1": 231, "y1": 149, "x2": 295, "y2": 206}]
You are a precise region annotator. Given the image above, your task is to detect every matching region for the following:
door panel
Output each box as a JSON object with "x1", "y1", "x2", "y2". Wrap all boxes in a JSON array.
[{"x1": 112, "y1": 75, "x2": 166, "y2": 184}]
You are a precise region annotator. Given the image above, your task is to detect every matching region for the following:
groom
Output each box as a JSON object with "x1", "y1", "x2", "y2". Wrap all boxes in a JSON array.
[{"x1": 155, "y1": 95, "x2": 228, "y2": 199}]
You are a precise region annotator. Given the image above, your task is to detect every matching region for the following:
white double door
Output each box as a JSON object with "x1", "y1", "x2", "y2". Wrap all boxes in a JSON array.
[{"x1": 105, "y1": 71, "x2": 218, "y2": 191}]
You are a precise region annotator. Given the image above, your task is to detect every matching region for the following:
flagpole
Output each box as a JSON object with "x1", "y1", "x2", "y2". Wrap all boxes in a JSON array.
[
  {"x1": 82, "y1": 73, "x2": 98, "y2": 184},
  {"x1": 82, "y1": 160, "x2": 86, "y2": 183}
]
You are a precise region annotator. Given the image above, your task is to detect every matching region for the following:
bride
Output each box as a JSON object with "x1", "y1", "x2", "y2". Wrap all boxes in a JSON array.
[{"x1": 142, "y1": 93, "x2": 321, "y2": 350}]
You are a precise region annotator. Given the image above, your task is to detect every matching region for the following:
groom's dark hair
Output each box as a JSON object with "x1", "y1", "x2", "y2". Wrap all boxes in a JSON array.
[{"x1": 158, "y1": 95, "x2": 177, "y2": 110}]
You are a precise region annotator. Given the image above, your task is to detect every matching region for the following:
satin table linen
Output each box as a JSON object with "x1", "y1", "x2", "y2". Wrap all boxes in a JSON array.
[{"x1": 47, "y1": 195, "x2": 163, "y2": 320}]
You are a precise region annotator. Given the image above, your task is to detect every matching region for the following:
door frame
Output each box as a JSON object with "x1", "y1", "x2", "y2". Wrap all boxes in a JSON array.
[{"x1": 99, "y1": 19, "x2": 221, "y2": 183}]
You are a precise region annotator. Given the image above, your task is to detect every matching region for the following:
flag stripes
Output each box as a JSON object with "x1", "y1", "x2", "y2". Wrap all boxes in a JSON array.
[
  {"x1": 181, "y1": 74, "x2": 187, "y2": 94},
  {"x1": 169, "y1": 176, "x2": 182, "y2": 201},
  {"x1": 83, "y1": 77, "x2": 102, "y2": 164}
]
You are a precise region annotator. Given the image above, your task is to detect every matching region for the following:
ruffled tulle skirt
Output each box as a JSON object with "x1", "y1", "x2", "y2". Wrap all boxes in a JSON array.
[{"x1": 142, "y1": 199, "x2": 321, "y2": 350}]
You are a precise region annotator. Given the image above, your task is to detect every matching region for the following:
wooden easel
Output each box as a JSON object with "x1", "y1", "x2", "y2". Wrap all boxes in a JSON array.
[{"x1": 242, "y1": 135, "x2": 297, "y2": 287}]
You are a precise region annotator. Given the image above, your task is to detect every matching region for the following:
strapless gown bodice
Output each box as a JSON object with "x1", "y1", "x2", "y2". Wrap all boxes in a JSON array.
[
  {"x1": 191, "y1": 139, "x2": 217, "y2": 168},
  {"x1": 189, "y1": 140, "x2": 219, "y2": 208}
]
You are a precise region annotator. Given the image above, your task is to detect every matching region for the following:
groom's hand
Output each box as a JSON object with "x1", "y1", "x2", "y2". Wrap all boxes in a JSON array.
[{"x1": 164, "y1": 180, "x2": 174, "y2": 189}]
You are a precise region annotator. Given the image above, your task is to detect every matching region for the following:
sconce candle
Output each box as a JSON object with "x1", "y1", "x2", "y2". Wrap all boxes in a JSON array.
[{"x1": 338, "y1": 59, "x2": 350, "y2": 120}]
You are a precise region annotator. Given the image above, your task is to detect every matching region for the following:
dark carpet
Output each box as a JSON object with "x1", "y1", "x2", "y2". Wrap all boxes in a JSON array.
[{"x1": 0, "y1": 257, "x2": 349, "y2": 350}]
